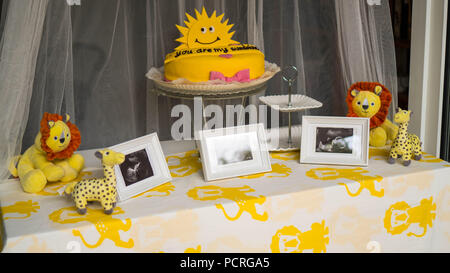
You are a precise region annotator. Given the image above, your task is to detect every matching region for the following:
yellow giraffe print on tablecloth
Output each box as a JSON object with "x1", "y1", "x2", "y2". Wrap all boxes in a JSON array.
[
  {"x1": 384, "y1": 197, "x2": 436, "y2": 237},
  {"x1": 166, "y1": 150, "x2": 202, "y2": 177},
  {"x1": 49, "y1": 206, "x2": 133, "y2": 249},
  {"x1": 239, "y1": 163, "x2": 292, "y2": 179},
  {"x1": 270, "y1": 221, "x2": 329, "y2": 253},
  {"x1": 187, "y1": 185, "x2": 268, "y2": 221},
  {"x1": 1, "y1": 200, "x2": 40, "y2": 220},
  {"x1": 306, "y1": 167, "x2": 384, "y2": 197}
]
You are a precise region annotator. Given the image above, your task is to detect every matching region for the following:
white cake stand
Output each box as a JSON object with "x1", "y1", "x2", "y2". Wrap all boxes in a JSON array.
[{"x1": 259, "y1": 66, "x2": 323, "y2": 152}]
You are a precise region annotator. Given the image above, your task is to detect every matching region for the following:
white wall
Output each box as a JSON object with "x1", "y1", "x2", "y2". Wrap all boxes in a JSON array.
[{"x1": 409, "y1": 0, "x2": 448, "y2": 157}]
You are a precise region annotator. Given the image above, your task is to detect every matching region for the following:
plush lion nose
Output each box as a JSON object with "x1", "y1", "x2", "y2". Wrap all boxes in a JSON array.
[
  {"x1": 362, "y1": 98, "x2": 369, "y2": 110},
  {"x1": 59, "y1": 131, "x2": 65, "y2": 143}
]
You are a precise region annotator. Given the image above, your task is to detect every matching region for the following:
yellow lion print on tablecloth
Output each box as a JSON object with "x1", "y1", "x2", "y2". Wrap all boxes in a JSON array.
[
  {"x1": 384, "y1": 197, "x2": 436, "y2": 237},
  {"x1": 270, "y1": 221, "x2": 329, "y2": 253},
  {"x1": 270, "y1": 152, "x2": 300, "y2": 161},
  {"x1": 49, "y1": 206, "x2": 133, "y2": 249},
  {"x1": 239, "y1": 163, "x2": 292, "y2": 179},
  {"x1": 1, "y1": 200, "x2": 40, "y2": 220},
  {"x1": 185, "y1": 245, "x2": 202, "y2": 253},
  {"x1": 306, "y1": 167, "x2": 384, "y2": 198},
  {"x1": 131, "y1": 182, "x2": 175, "y2": 199},
  {"x1": 187, "y1": 185, "x2": 268, "y2": 221},
  {"x1": 166, "y1": 150, "x2": 202, "y2": 177}
]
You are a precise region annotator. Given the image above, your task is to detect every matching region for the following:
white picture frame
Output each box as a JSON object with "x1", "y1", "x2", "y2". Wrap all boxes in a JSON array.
[
  {"x1": 300, "y1": 116, "x2": 370, "y2": 166},
  {"x1": 195, "y1": 123, "x2": 272, "y2": 182},
  {"x1": 109, "y1": 133, "x2": 172, "y2": 202}
]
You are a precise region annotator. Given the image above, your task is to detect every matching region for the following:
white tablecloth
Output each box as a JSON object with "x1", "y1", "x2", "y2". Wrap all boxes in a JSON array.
[{"x1": 1, "y1": 144, "x2": 449, "y2": 253}]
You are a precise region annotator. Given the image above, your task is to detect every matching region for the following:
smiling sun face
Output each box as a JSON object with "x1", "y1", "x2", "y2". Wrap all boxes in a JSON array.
[{"x1": 175, "y1": 8, "x2": 239, "y2": 50}]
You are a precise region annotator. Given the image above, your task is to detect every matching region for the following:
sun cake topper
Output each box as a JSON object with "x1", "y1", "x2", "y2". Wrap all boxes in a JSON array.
[{"x1": 175, "y1": 7, "x2": 239, "y2": 50}]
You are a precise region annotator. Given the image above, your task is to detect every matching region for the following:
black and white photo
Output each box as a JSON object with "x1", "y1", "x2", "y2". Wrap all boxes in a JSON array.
[
  {"x1": 110, "y1": 133, "x2": 172, "y2": 201},
  {"x1": 196, "y1": 124, "x2": 272, "y2": 182},
  {"x1": 300, "y1": 116, "x2": 370, "y2": 166},
  {"x1": 212, "y1": 134, "x2": 254, "y2": 166},
  {"x1": 315, "y1": 127, "x2": 354, "y2": 154},
  {"x1": 119, "y1": 149, "x2": 154, "y2": 187}
]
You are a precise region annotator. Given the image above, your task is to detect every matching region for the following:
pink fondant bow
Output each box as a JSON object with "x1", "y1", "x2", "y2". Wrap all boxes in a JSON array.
[{"x1": 210, "y1": 69, "x2": 251, "y2": 83}]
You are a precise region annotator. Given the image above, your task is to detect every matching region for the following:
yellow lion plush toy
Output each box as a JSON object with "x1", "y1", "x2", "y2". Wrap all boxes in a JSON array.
[
  {"x1": 9, "y1": 113, "x2": 85, "y2": 193},
  {"x1": 346, "y1": 82, "x2": 398, "y2": 147}
]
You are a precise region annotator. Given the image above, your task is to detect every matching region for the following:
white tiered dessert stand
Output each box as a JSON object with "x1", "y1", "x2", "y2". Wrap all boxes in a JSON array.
[{"x1": 259, "y1": 66, "x2": 323, "y2": 152}]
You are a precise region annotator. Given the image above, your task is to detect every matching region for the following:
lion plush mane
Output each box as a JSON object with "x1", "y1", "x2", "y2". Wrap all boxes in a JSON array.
[
  {"x1": 346, "y1": 82, "x2": 392, "y2": 129},
  {"x1": 40, "y1": 112, "x2": 81, "y2": 161}
]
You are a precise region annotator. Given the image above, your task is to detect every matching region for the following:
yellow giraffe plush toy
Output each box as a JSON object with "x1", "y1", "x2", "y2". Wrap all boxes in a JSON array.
[
  {"x1": 64, "y1": 149, "x2": 125, "y2": 215},
  {"x1": 388, "y1": 108, "x2": 422, "y2": 166}
]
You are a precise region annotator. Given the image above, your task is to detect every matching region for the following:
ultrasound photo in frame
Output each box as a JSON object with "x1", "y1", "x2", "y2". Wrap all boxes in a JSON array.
[
  {"x1": 119, "y1": 149, "x2": 154, "y2": 187},
  {"x1": 110, "y1": 133, "x2": 172, "y2": 202},
  {"x1": 300, "y1": 116, "x2": 370, "y2": 166}
]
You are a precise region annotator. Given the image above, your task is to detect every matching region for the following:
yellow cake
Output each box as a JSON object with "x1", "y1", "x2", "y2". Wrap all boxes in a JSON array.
[{"x1": 164, "y1": 8, "x2": 265, "y2": 83}]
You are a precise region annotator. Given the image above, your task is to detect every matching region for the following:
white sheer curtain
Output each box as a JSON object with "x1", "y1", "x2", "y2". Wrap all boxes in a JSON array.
[
  {"x1": 0, "y1": 0, "x2": 398, "y2": 180},
  {"x1": 0, "y1": 0, "x2": 49, "y2": 180},
  {"x1": 335, "y1": 0, "x2": 398, "y2": 118}
]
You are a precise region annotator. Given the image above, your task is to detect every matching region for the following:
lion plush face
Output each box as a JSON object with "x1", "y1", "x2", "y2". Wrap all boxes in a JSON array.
[
  {"x1": 46, "y1": 120, "x2": 72, "y2": 152},
  {"x1": 351, "y1": 86, "x2": 382, "y2": 118},
  {"x1": 39, "y1": 112, "x2": 81, "y2": 161},
  {"x1": 346, "y1": 82, "x2": 392, "y2": 129}
]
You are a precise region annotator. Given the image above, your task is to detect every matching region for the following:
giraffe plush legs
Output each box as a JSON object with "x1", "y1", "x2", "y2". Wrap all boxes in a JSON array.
[
  {"x1": 412, "y1": 138, "x2": 423, "y2": 161},
  {"x1": 414, "y1": 153, "x2": 422, "y2": 161},
  {"x1": 101, "y1": 199, "x2": 114, "y2": 215},
  {"x1": 388, "y1": 151, "x2": 398, "y2": 164},
  {"x1": 402, "y1": 153, "x2": 412, "y2": 166},
  {"x1": 75, "y1": 197, "x2": 87, "y2": 215}
]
